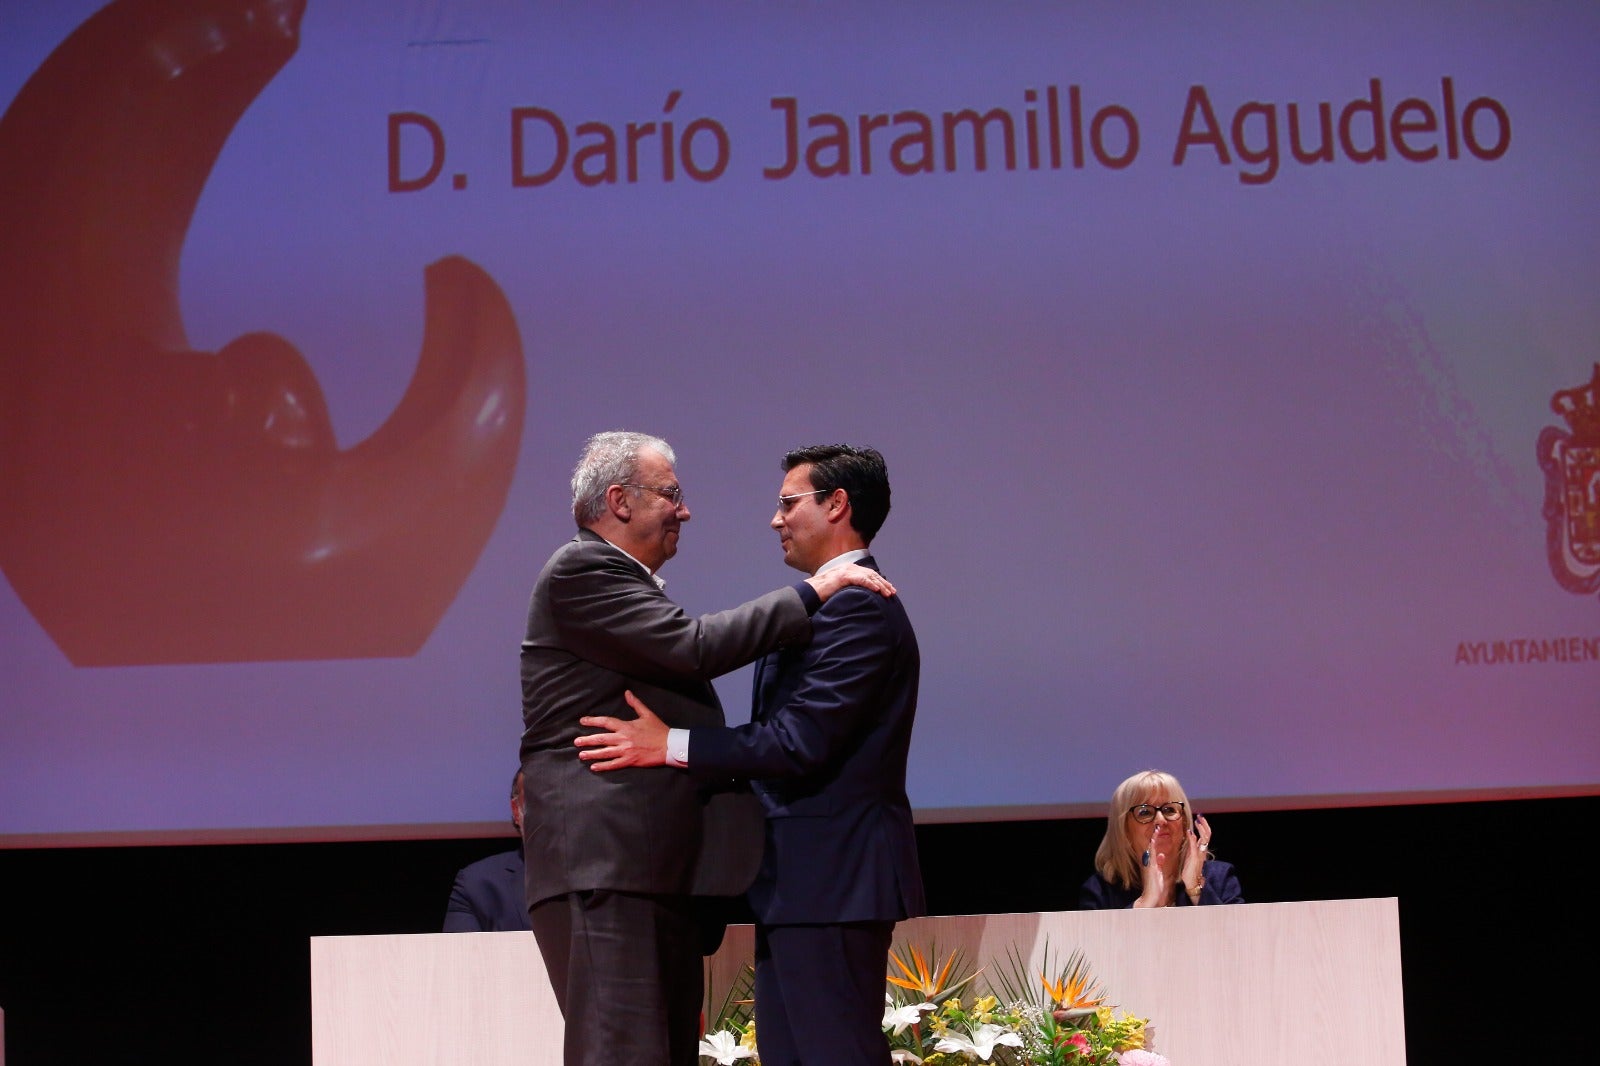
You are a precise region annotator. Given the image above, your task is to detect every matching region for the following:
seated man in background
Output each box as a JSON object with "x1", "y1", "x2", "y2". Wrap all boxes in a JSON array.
[{"x1": 442, "y1": 769, "x2": 531, "y2": 932}]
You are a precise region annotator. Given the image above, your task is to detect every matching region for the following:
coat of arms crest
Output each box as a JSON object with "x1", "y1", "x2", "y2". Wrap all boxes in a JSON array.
[{"x1": 1537, "y1": 364, "x2": 1600, "y2": 596}]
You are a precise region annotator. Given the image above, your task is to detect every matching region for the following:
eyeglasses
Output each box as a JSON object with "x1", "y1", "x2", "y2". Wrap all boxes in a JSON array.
[
  {"x1": 776, "y1": 489, "x2": 827, "y2": 513},
  {"x1": 624, "y1": 483, "x2": 685, "y2": 507},
  {"x1": 1127, "y1": 801, "x2": 1186, "y2": 824}
]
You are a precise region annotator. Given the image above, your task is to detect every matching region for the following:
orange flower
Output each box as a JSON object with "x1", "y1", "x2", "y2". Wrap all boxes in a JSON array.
[
  {"x1": 886, "y1": 944, "x2": 978, "y2": 1002},
  {"x1": 1040, "y1": 952, "x2": 1106, "y2": 1011}
]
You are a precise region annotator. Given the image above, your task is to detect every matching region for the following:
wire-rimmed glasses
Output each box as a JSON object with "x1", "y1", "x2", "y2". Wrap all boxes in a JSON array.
[{"x1": 624, "y1": 483, "x2": 685, "y2": 506}]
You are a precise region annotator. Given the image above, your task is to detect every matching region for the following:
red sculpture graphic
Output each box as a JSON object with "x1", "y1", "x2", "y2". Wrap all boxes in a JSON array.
[
  {"x1": 1537, "y1": 364, "x2": 1600, "y2": 598},
  {"x1": 0, "y1": 0, "x2": 527, "y2": 665}
]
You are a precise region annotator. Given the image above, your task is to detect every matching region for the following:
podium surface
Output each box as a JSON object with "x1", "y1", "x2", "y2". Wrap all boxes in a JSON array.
[{"x1": 312, "y1": 898, "x2": 1405, "y2": 1066}]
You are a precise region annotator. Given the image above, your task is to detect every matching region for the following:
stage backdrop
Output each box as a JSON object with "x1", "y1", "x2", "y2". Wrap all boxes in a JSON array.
[{"x1": 2, "y1": 0, "x2": 1597, "y2": 845}]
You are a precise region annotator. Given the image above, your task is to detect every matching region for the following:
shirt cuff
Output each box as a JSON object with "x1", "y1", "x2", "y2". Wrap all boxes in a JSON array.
[
  {"x1": 666, "y1": 728, "x2": 690, "y2": 768},
  {"x1": 793, "y1": 581, "x2": 821, "y2": 615}
]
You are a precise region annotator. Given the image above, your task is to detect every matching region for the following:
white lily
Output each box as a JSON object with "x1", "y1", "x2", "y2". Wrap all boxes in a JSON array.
[
  {"x1": 890, "y1": 1050, "x2": 925, "y2": 1064},
  {"x1": 882, "y1": 998, "x2": 936, "y2": 1035},
  {"x1": 697, "y1": 1029, "x2": 756, "y2": 1064},
  {"x1": 933, "y1": 1022, "x2": 1024, "y2": 1060}
]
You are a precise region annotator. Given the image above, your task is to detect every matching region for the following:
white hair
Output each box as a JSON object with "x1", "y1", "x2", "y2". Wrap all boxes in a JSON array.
[{"x1": 570, "y1": 430, "x2": 674, "y2": 526}]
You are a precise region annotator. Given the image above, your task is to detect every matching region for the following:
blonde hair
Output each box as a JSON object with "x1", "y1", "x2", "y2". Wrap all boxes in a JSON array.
[{"x1": 1092, "y1": 769, "x2": 1203, "y2": 891}]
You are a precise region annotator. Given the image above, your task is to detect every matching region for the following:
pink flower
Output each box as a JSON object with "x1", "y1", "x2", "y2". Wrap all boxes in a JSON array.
[
  {"x1": 1056, "y1": 1030, "x2": 1090, "y2": 1053},
  {"x1": 1116, "y1": 1051, "x2": 1171, "y2": 1066}
]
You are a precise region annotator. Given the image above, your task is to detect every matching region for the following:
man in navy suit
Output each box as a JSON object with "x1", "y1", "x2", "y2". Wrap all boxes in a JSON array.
[
  {"x1": 442, "y1": 769, "x2": 531, "y2": 932},
  {"x1": 579, "y1": 443, "x2": 924, "y2": 1066}
]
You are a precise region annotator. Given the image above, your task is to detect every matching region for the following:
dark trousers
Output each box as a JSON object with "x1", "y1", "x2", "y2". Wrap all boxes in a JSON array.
[
  {"x1": 753, "y1": 920, "x2": 895, "y2": 1066},
  {"x1": 529, "y1": 889, "x2": 703, "y2": 1066}
]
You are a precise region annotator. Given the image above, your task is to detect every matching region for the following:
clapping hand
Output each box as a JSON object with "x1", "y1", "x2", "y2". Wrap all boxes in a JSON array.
[
  {"x1": 1135, "y1": 823, "x2": 1177, "y2": 908},
  {"x1": 1180, "y1": 814, "x2": 1212, "y2": 902}
]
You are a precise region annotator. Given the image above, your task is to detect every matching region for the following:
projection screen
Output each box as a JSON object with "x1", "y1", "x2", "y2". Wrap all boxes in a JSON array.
[{"x1": 2, "y1": 0, "x2": 1597, "y2": 845}]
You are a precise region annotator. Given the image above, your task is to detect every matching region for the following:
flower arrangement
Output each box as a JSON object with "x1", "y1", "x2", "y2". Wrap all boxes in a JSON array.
[{"x1": 700, "y1": 940, "x2": 1169, "y2": 1066}]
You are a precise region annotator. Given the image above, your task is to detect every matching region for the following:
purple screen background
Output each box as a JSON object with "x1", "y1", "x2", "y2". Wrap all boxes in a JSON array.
[{"x1": 2, "y1": 0, "x2": 1596, "y2": 844}]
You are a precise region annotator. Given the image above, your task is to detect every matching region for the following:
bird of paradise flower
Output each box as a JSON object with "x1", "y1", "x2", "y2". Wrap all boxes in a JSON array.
[
  {"x1": 991, "y1": 940, "x2": 1106, "y2": 1015},
  {"x1": 882, "y1": 942, "x2": 983, "y2": 1061},
  {"x1": 886, "y1": 942, "x2": 981, "y2": 1004}
]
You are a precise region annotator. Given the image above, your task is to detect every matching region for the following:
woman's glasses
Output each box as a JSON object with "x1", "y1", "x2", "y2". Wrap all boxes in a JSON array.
[{"x1": 1127, "y1": 801, "x2": 1186, "y2": 824}]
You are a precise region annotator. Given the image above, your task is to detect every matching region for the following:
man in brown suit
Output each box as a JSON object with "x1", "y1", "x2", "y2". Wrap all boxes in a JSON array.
[{"x1": 519, "y1": 430, "x2": 891, "y2": 1066}]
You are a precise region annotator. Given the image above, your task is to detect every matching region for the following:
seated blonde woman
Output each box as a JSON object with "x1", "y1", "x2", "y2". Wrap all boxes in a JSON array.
[{"x1": 1079, "y1": 769, "x2": 1244, "y2": 909}]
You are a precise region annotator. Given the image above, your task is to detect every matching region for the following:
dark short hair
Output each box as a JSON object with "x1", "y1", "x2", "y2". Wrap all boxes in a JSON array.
[{"x1": 782, "y1": 444, "x2": 891, "y2": 542}]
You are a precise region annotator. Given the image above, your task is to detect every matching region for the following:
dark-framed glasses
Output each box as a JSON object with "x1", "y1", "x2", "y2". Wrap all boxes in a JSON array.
[
  {"x1": 624, "y1": 483, "x2": 684, "y2": 506},
  {"x1": 1127, "y1": 801, "x2": 1186, "y2": 824},
  {"x1": 776, "y1": 488, "x2": 827, "y2": 513}
]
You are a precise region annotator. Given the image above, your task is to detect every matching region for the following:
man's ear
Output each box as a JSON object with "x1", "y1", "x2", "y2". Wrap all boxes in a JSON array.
[
  {"x1": 606, "y1": 483, "x2": 632, "y2": 521},
  {"x1": 825, "y1": 488, "x2": 851, "y2": 525}
]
